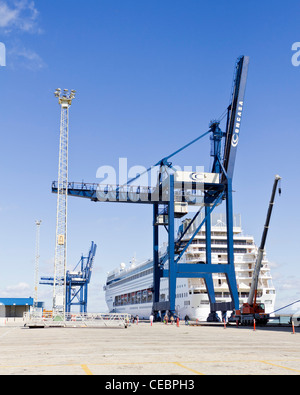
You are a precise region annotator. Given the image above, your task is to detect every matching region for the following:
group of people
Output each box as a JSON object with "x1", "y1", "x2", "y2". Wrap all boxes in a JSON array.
[
  {"x1": 149, "y1": 312, "x2": 181, "y2": 325},
  {"x1": 131, "y1": 315, "x2": 139, "y2": 323},
  {"x1": 130, "y1": 312, "x2": 190, "y2": 325}
]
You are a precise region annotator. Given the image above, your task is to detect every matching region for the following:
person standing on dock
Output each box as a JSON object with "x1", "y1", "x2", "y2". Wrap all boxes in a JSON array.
[
  {"x1": 164, "y1": 313, "x2": 169, "y2": 325},
  {"x1": 185, "y1": 315, "x2": 189, "y2": 325}
]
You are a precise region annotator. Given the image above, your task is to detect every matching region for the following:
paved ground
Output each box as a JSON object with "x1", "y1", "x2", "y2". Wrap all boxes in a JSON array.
[{"x1": 0, "y1": 322, "x2": 299, "y2": 375}]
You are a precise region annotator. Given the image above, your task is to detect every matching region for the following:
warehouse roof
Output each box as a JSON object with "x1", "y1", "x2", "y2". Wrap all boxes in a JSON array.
[{"x1": 0, "y1": 298, "x2": 33, "y2": 306}]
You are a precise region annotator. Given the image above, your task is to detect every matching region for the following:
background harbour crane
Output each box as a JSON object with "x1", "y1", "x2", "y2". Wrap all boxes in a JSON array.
[{"x1": 40, "y1": 242, "x2": 97, "y2": 313}]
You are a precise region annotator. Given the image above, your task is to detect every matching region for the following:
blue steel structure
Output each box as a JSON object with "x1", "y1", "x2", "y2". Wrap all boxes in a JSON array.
[
  {"x1": 0, "y1": 298, "x2": 34, "y2": 306},
  {"x1": 52, "y1": 56, "x2": 249, "y2": 321},
  {"x1": 40, "y1": 242, "x2": 97, "y2": 313}
]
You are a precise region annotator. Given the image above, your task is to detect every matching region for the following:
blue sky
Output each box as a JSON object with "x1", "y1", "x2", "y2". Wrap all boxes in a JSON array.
[{"x1": 0, "y1": 0, "x2": 299, "y2": 313}]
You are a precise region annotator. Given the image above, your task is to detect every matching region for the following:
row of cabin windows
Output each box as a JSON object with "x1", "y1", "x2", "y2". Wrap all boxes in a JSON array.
[
  {"x1": 114, "y1": 288, "x2": 153, "y2": 306},
  {"x1": 192, "y1": 239, "x2": 253, "y2": 246}
]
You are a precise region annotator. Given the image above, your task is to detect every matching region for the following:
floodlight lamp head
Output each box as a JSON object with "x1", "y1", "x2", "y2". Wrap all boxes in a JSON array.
[
  {"x1": 55, "y1": 88, "x2": 76, "y2": 105},
  {"x1": 54, "y1": 88, "x2": 61, "y2": 98}
]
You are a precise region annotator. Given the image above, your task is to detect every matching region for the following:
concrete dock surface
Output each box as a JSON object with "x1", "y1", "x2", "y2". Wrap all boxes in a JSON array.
[{"x1": 0, "y1": 322, "x2": 299, "y2": 375}]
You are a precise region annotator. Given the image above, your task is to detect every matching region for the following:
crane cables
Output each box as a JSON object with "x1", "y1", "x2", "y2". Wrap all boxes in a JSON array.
[{"x1": 269, "y1": 299, "x2": 300, "y2": 316}]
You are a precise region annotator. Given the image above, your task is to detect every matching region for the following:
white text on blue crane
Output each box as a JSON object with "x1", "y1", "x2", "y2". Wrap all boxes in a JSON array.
[{"x1": 231, "y1": 101, "x2": 243, "y2": 148}]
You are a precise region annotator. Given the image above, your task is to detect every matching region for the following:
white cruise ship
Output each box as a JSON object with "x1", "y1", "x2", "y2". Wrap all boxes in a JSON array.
[{"x1": 104, "y1": 214, "x2": 276, "y2": 321}]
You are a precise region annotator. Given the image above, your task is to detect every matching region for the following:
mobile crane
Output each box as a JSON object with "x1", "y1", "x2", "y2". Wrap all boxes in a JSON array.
[{"x1": 233, "y1": 175, "x2": 281, "y2": 326}]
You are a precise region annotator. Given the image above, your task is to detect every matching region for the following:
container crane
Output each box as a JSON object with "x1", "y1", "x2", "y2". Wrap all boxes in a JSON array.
[
  {"x1": 41, "y1": 242, "x2": 97, "y2": 313},
  {"x1": 233, "y1": 175, "x2": 281, "y2": 326},
  {"x1": 65, "y1": 241, "x2": 97, "y2": 313},
  {"x1": 52, "y1": 56, "x2": 250, "y2": 320}
]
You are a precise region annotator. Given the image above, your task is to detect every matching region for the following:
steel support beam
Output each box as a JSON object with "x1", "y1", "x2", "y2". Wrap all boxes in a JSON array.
[
  {"x1": 225, "y1": 179, "x2": 240, "y2": 311},
  {"x1": 153, "y1": 204, "x2": 160, "y2": 308},
  {"x1": 168, "y1": 174, "x2": 176, "y2": 315}
]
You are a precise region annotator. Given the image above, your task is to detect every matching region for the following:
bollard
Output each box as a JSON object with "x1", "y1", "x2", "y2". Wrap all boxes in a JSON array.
[
  {"x1": 292, "y1": 321, "x2": 295, "y2": 335},
  {"x1": 223, "y1": 319, "x2": 226, "y2": 329},
  {"x1": 176, "y1": 317, "x2": 180, "y2": 327},
  {"x1": 253, "y1": 319, "x2": 256, "y2": 331}
]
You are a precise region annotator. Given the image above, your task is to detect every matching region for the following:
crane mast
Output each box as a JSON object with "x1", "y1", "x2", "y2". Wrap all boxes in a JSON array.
[{"x1": 53, "y1": 89, "x2": 76, "y2": 315}]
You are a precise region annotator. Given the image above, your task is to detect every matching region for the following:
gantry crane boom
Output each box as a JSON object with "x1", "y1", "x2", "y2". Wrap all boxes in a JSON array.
[{"x1": 222, "y1": 56, "x2": 249, "y2": 181}]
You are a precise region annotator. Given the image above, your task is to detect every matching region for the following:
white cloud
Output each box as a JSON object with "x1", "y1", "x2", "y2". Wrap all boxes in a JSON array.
[
  {"x1": 0, "y1": 0, "x2": 40, "y2": 34},
  {"x1": 0, "y1": 282, "x2": 31, "y2": 297},
  {"x1": 0, "y1": 1, "x2": 46, "y2": 70},
  {"x1": 9, "y1": 43, "x2": 46, "y2": 70},
  {"x1": 275, "y1": 275, "x2": 300, "y2": 292},
  {"x1": 0, "y1": 2, "x2": 18, "y2": 28}
]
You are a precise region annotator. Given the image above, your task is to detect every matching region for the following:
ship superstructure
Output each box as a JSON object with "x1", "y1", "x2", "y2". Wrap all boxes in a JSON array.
[{"x1": 104, "y1": 214, "x2": 276, "y2": 321}]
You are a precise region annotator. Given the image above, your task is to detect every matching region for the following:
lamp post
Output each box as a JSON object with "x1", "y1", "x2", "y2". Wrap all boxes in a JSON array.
[{"x1": 53, "y1": 89, "x2": 76, "y2": 316}]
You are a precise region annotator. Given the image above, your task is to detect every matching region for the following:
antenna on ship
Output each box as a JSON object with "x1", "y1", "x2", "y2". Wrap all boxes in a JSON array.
[{"x1": 53, "y1": 89, "x2": 76, "y2": 317}]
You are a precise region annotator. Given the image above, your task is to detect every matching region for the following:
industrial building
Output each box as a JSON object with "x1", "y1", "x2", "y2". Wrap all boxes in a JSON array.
[{"x1": 0, "y1": 298, "x2": 34, "y2": 318}]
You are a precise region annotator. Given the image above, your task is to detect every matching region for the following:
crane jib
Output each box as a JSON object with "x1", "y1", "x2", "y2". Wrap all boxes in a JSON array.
[{"x1": 223, "y1": 56, "x2": 249, "y2": 181}]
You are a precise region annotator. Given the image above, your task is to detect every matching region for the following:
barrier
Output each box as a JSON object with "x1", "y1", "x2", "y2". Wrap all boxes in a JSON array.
[{"x1": 24, "y1": 312, "x2": 131, "y2": 329}]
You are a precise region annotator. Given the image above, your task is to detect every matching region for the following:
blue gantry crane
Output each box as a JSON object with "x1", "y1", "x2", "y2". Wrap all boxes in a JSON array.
[
  {"x1": 41, "y1": 242, "x2": 97, "y2": 313},
  {"x1": 52, "y1": 56, "x2": 249, "y2": 321}
]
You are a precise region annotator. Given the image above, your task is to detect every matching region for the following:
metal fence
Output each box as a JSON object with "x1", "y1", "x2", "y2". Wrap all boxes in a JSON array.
[{"x1": 24, "y1": 311, "x2": 131, "y2": 329}]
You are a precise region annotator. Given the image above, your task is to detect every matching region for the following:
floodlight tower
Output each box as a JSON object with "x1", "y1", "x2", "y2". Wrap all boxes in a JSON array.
[
  {"x1": 53, "y1": 88, "x2": 76, "y2": 315},
  {"x1": 33, "y1": 220, "x2": 42, "y2": 309}
]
